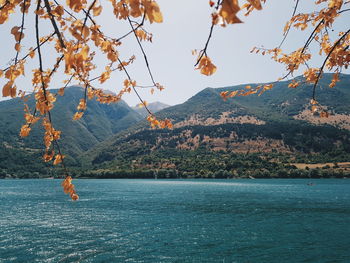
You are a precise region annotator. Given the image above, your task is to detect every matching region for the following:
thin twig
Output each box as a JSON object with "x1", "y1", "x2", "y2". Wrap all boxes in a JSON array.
[
  {"x1": 312, "y1": 28, "x2": 350, "y2": 99},
  {"x1": 43, "y1": 0, "x2": 66, "y2": 49},
  {"x1": 14, "y1": 0, "x2": 27, "y2": 65},
  {"x1": 117, "y1": 58, "x2": 152, "y2": 115},
  {"x1": 194, "y1": 22, "x2": 215, "y2": 67},
  {"x1": 338, "y1": 8, "x2": 350, "y2": 14},
  {"x1": 2, "y1": 33, "x2": 55, "y2": 72},
  {"x1": 278, "y1": 0, "x2": 300, "y2": 48},
  {"x1": 126, "y1": 14, "x2": 156, "y2": 85},
  {"x1": 49, "y1": 54, "x2": 64, "y2": 78}
]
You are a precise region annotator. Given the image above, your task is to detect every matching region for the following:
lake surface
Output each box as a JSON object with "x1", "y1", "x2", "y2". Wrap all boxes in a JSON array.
[{"x1": 0, "y1": 179, "x2": 349, "y2": 263}]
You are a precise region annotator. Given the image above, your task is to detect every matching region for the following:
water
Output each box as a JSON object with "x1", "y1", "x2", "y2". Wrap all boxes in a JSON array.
[{"x1": 0, "y1": 179, "x2": 349, "y2": 263}]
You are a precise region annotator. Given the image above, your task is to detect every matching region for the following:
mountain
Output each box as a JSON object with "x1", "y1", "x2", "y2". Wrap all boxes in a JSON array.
[
  {"x1": 0, "y1": 86, "x2": 142, "y2": 178},
  {"x1": 83, "y1": 73, "x2": 350, "y2": 179},
  {"x1": 132, "y1": 101, "x2": 170, "y2": 117}
]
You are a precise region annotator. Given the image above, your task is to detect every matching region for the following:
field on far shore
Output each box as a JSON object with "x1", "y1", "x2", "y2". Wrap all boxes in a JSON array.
[{"x1": 291, "y1": 162, "x2": 350, "y2": 169}]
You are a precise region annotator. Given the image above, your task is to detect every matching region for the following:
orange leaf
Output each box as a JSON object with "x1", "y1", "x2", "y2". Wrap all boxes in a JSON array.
[
  {"x1": 53, "y1": 154, "x2": 64, "y2": 165},
  {"x1": 247, "y1": 0, "x2": 262, "y2": 10},
  {"x1": 196, "y1": 56, "x2": 217, "y2": 76}
]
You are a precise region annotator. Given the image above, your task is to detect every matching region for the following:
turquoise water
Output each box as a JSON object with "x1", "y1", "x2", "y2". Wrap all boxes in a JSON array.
[{"x1": 0, "y1": 179, "x2": 349, "y2": 263}]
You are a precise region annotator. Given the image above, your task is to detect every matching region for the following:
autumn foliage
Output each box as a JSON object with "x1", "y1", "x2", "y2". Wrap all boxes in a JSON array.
[
  {"x1": 214, "y1": 0, "x2": 349, "y2": 117},
  {"x1": 0, "y1": 0, "x2": 349, "y2": 200}
]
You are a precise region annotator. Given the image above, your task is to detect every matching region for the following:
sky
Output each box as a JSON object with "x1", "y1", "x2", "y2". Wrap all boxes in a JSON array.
[{"x1": 0, "y1": 0, "x2": 349, "y2": 106}]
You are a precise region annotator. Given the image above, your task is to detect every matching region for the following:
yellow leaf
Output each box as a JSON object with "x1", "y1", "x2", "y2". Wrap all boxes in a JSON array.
[
  {"x1": 53, "y1": 5, "x2": 64, "y2": 16},
  {"x1": 71, "y1": 193, "x2": 79, "y2": 201},
  {"x1": 15, "y1": 43, "x2": 21, "y2": 52},
  {"x1": 229, "y1": 90, "x2": 239, "y2": 98},
  {"x1": 2, "y1": 81, "x2": 13, "y2": 97},
  {"x1": 144, "y1": 1, "x2": 163, "y2": 23},
  {"x1": 66, "y1": 0, "x2": 87, "y2": 12},
  {"x1": 247, "y1": 0, "x2": 262, "y2": 10},
  {"x1": 77, "y1": 99, "x2": 87, "y2": 110},
  {"x1": 263, "y1": 84, "x2": 273, "y2": 91},
  {"x1": 80, "y1": 45, "x2": 89, "y2": 60},
  {"x1": 29, "y1": 48, "x2": 35, "y2": 58},
  {"x1": 220, "y1": 91, "x2": 229, "y2": 101},
  {"x1": 196, "y1": 56, "x2": 217, "y2": 76},
  {"x1": 58, "y1": 88, "x2": 65, "y2": 96},
  {"x1": 53, "y1": 154, "x2": 64, "y2": 165},
  {"x1": 82, "y1": 26, "x2": 90, "y2": 39},
  {"x1": 11, "y1": 26, "x2": 20, "y2": 36},
  {"x1": 219, "y1": 0, "x2": 242, "y2": 24},
  {"x1": 310, "y1": 99, "x2": 318, "y2": 105},
  {"x1": 20, "y1": 124, "x2": 31, "y2": 137},
  {"x1": 99, "y1": 70, "x2": 110, "y2": 84},
  {"x1": 93, "y1": 5, "x2": 102, "y2": 16},
  {"x1": 73, "y1": 112, "x2": 84, "y2": 120},
  {"x1": 43, "y1": 151, "x2": 55, "y2": 162}
]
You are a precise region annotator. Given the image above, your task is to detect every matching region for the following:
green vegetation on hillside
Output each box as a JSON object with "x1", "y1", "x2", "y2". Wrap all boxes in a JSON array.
[
  {"x1": 1, "y1": 74, "x2": 350, "y2": 178},
  {"x1": 0, "y1": 86, "x2": 142, "y2": 177},
  {"x1": 81, "y1": 74, "x2": 350, "y2": 179}
]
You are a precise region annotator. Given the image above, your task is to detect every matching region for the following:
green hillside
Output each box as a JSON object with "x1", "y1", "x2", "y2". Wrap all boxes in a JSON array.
[
  {"x1": 82, "y1": 73, "x2": 350, "y2": 179},
  {"x1": 154, "y1": 73, "x2": 350, "y2": 121},
  {"x1": 0, "y1": 86, "x2": 142, "y2": 178}
]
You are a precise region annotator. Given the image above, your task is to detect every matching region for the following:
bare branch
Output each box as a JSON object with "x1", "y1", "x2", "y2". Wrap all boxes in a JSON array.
[
  {"x1": 117, "y1": 58, "x2": 153, "y2": 115},
  {"x1": 126, "y1": 14, "x2": 156, "y2": 85},
  {"x1": 278, "y1": 0, "x2": 300, "y2": 48},
  {"x1": 194, "y1": 22, "x2": 215, "y2": 67}
]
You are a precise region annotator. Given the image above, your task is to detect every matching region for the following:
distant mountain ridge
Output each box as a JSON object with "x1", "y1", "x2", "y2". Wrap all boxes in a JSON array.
[{"x1": 132, "y1": 101, "x2": 170, "y2": 117}]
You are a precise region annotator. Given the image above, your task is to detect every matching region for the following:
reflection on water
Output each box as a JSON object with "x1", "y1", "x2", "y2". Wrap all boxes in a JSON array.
[{"x1": 0, "y1": 179, "x2": 349, "y2": 262}]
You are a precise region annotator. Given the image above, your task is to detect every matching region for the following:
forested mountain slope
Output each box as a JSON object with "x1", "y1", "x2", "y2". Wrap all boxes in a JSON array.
[
  {"x1": 0, "y1": 86, "x2": 142, "y2": 177},
  {"x1": 83, "y1": 74, "x2": 350, "y2": 178}
]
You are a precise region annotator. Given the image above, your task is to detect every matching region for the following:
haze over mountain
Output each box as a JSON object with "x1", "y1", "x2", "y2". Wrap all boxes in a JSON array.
[{"x1": 132, "y1": 101, "x2": 170, "y2": 118}]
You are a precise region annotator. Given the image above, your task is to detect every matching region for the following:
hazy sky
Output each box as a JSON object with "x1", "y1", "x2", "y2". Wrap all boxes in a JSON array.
[{"x1": 0, "y1": 1, "x2": 349, "y2": 106}]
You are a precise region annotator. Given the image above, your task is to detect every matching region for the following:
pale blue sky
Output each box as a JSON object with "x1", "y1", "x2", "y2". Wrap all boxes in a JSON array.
[{"x1": 0, "y1": 0, "x2": 349, "y2": 106}]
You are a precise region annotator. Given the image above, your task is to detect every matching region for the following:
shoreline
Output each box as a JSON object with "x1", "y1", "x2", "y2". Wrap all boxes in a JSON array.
[{"x1": 1, "y1": 176, "x2": 349, "y2": 180}]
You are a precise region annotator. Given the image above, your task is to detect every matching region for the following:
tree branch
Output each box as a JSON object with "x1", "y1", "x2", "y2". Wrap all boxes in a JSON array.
[
  {"x1": 312, "y1": 28, "x2": 350, "y2": 100},
  {"x1": 194, "y1": 22, "x2": 215, "y2": 67},
  {"x1": 278, "y1": 0, "x2": 300, "y2": 48},
  {"x1": 117, "y1": 58, "x2": 153, "y2": 115},
  {"x1": 36, "y1": 0, "x2": 69, "y2": 177},
  {"x1": 43, "y1": 0, "x2": 66, "y2": 49},
  {"x1": 14, "y1": 0, "x2": 27, "y2": 65},
  {"x1": 126, "y1": 13, "x2": 156, "y2": 85}
]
